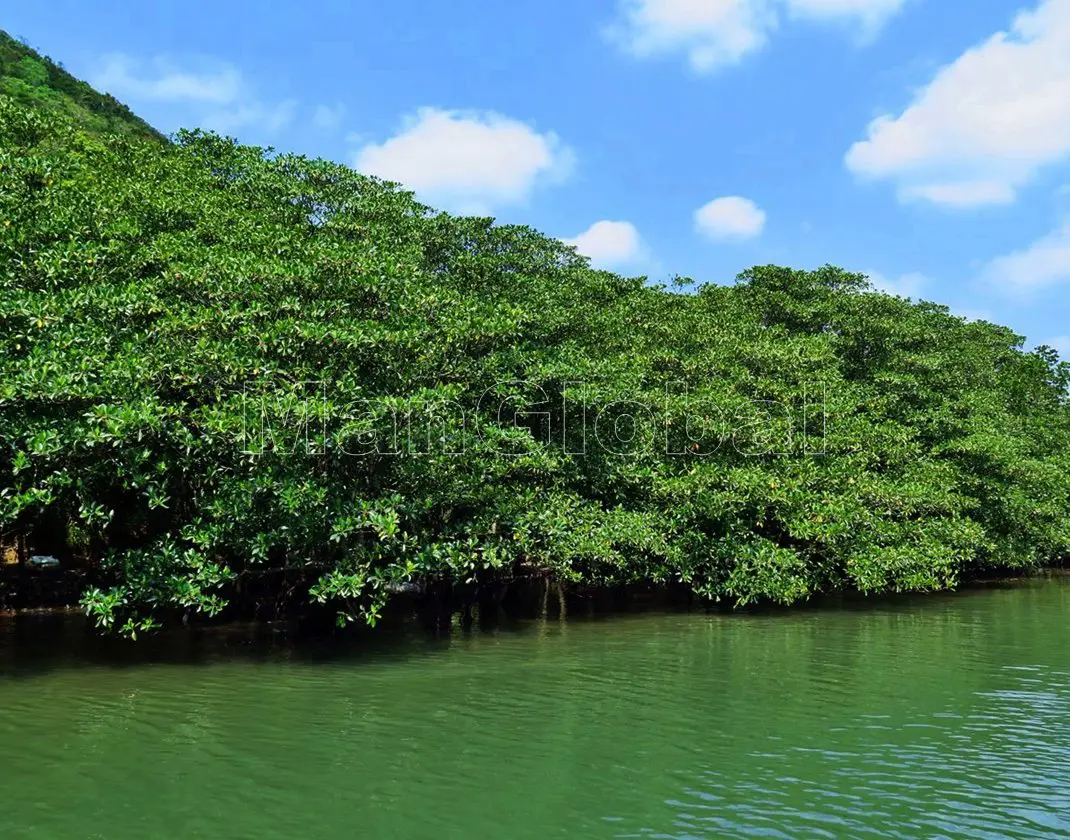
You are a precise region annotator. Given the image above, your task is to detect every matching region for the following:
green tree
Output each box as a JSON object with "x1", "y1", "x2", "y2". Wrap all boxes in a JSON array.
[{"x1": 1, "y1": 96, "x2": 1068, "y2": 636}]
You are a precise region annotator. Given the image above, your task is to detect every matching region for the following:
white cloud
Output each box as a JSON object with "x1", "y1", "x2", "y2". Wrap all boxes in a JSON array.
[
  {"x1": 899, "y1": 181, "x2": 1017, "y2": 208},
  {"x1": 202, "y1": 100, "x2": 297, "y2": 135},
  {"x1": 866, "y1": 271, "x2": 996, "y2": 321},
  {"x1": 866, "y1": 269, "x2": 927, "y2": 298},
  {"x1": 980, "y1": 221, "x2": 1070, "y2": 295},
  {"x1": 91, "y1": 54, "x2": 243, "y2": 104},
  {"x1": 695, "y1": 195, "x2": 766, "y2": 239},
  {"x1": 313, "y1": 103, "x2": 346, "y2": 130},
  {"x1": 608, "y1": 0, "x2": 775, "y2": 72},
  {"x1": 354, "y1": 108, "x2": 573, "y2": 215},
  {"x1": 90, "y1": 53, "x2": 294, "y2": 136},
  {"x1": 864, "y1": 271, "x2": 997, "y2": 320},
  {"x1": 564, "y1": 220, "x2": 645, "y2": 268},
  {"x1": 607, "y1": 0, "x2": 905, "y2": 72},
  {"x1": 846, "y1": 0, "x2": 1070, "y2": 207},
  {"x1": 785, "y1": 0, "x2": 906, "y2": 29}
]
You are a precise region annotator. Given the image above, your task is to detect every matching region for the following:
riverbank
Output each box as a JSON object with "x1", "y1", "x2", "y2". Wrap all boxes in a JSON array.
[{"x1": 5, "y1": 565, "x2": 1068, "y2": 641}]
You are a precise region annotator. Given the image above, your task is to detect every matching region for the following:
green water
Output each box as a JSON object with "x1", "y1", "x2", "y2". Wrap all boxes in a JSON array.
[{"x1": 2, "y1": 578, "x2": 1069, "y2": 839}]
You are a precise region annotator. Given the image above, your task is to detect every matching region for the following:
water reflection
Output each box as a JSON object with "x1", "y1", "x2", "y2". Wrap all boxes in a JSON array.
[{"x1": 1, "y1": 576, "x2": 1068, "y2": 839}]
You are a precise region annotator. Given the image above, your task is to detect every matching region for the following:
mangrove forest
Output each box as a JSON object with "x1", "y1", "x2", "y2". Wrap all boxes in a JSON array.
[{"x1": 2, "y1": 32, "x2": 1070, "y2": 636}]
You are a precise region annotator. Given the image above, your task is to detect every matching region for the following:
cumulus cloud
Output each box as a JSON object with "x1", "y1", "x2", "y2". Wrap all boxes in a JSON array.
[
  {"x1": 354, "y1": 108, "x2": 574, "y2": 215},
  {"x1": 91, "y1": 54, "x2": 243, "y2": 104},
  {"x1": 785, "y1": 0, "x2": 907, "y2": 29},
  {"x1": 607, "y1": 0, "x2": 906, "y2": 72},
  {"x1": 564, "y1": 220, "x2": 645, "y2": 268},
  {"x1": 865, "y1": 269, "x2": 927, "y2": 298},
  {"x1": 201, "y1": 100, "x2": 297, "y2": 135},
  {"x1": 90, "y1": 53, "x2": 294, "y2": 136},
  {"x1": 867, "y1": 271, "x2": 994, "y2": 320},
  {"x1": 694, "y1": 195, "x2": 766, "y2": 239},
  {"x1": 980, "y1": 221, "x2": 1070, "y2": 295},
  {"x1": 608, "y1": 0, "x2": 774, "y2": 72},
  {"x1": 846, "y1": 0, "x2": 1070, "y2": 207}
]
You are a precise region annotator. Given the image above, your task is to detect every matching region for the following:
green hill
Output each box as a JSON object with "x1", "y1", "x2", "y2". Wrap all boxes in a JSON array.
[{"x1": 0, "y1": 30, "x2": 164, "y2": 141}]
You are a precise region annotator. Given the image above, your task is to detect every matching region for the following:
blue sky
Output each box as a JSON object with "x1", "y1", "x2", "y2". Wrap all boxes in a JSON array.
[{"x1": 6, "y1": 0, "x2": 1070, "y2": 354}]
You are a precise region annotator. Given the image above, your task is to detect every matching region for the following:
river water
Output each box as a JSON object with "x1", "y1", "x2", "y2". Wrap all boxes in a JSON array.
[{"x1": 2, "y1": 576, "x2": 1069, "y2": 839}]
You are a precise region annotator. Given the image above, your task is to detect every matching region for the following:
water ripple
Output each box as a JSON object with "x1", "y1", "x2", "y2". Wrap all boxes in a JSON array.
[{"x1": 1, "y1": 578, "x2": 1069, "y2": 839}]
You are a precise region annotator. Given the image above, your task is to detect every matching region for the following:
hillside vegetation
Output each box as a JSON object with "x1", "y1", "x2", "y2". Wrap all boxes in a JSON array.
[
  {"x1": 0, "y1": 31, "x2": 163, "y2": 141},
  {"x1": 2, "y1": 91, "x2": 1069, "y2": 635}
]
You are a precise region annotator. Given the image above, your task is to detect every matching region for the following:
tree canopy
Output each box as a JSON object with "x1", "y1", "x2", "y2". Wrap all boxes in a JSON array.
[{"x1": 2, "y1": 94, "x2": 1069, "y2": 635}]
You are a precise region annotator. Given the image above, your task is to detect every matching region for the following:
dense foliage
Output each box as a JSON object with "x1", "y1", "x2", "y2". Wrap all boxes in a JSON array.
[
  {"x1": 3, "y1": 95, "x2": 1069, "y2": 635},
  {"x1": 0, "y1": 31, "x2": 164, "y2": 142}
]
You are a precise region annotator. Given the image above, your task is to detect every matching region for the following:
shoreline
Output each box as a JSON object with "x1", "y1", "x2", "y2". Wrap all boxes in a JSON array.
[{"x1": 3, "y1": 566, "x2": 1067, "y2": 625}]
